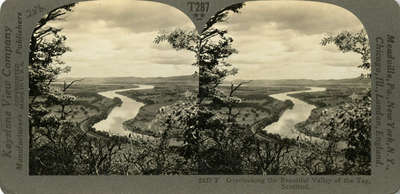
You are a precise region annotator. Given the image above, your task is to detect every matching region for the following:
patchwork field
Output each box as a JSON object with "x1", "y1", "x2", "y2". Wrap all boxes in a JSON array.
[{"x1": 50, "y1": 76, "x2": 370, "y2": 141}]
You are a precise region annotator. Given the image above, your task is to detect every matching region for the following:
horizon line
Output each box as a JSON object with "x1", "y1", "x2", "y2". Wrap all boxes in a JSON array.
[{"x1": 58, "y1": 75, "x2": 364, "y2": 81}]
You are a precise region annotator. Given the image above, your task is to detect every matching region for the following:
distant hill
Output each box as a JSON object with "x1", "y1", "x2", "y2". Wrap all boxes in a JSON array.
[
  {"x1": 58, "y1": 75, "x2": 198, "y2": 85},
  {"x1": 58, "y1": 75, "x2": 370, "y2": 88},
  {"x1": 229, "y1": 77, "x2": 370, "y2": 87}
]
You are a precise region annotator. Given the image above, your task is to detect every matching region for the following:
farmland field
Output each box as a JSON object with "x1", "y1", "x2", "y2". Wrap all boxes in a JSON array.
[{"x1": 54, "y1": 77, "x2": 370, "y2": 140}]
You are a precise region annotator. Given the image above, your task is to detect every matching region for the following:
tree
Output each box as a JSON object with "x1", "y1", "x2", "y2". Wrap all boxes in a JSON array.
[
  {"x1": 29, "y1": 4, "x2": 75, "y2": 148},
  {"x1": 28, "y1": 4, "x2": 80, "y2": 174},
  {"x1": 27, "y1": 4, "x2": 126, "y2": 175},
  {"x1": 154, "y1": 3, "x2": 249, "y2": 174},
  {"x1": 319, "y1": 29, "x2": 372, "y2": 175},
  {"x1": 154, "y1": 3, "x2": 244, "y2": 103},
  {"x1": 153, "y1": 3, "x2": 293, "y2": 175},
  {"x1": 321, "y1": 94, "x2": 371, "y2": 175},
  {"x1": 321, "y1": 30, "x2": 370, "y2": 77}
]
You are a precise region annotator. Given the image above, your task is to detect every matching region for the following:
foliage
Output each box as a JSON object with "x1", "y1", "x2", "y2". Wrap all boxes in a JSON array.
[
  {"x1": 29, "y1": 3, "x2": 372, "y2": 176},
  {"x1": 29, "y1": 4, "x2": 75, "y2": 98},
  {"x1": 155, "y1": 3, "x2": 242, "y2": 173},
  {"x1": 317, "y1": 29, "x2": 372, "y2": 174},
  {"x1": 154, "y1": 3, "x2": 244, "y2": 102},
  {"x1": 29, "y1": 4, "x2": 75, "y2": 146},
  {"x1": 29, "y1": 4, "x2": 77, "y2": 174},
  {"x1": 281, "y1": 137, "x2": 343, "y2": 175},
  {"x1": 286, "y1": 91, "x2": 371, "y2": 175},
  {"x1": 153, "y1": 3, "x2": 293, "y2": 175},
  {"x1": 29, "y1": 4, "x2": 126, "y2": 175},
  {"x1": 319, "y1": 92, "x2": 371, "y2": 175},
  {"x1": 321, "y1": 30, "x2": 370, "y2": 77}
]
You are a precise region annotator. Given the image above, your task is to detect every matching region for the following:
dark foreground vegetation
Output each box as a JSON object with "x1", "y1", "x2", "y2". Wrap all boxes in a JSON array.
[
  {"x1": 294, "y1": 85, "x2": 370, "y2": 140},
  {"x1": 29, "y1": 3, "x2": 371, "y2": 176}
]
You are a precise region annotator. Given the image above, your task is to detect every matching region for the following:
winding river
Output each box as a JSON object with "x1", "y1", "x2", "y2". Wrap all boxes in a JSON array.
[
  {"x1": 93, "y1": 85, "x2": 341, "y2": 147},
  {"x1": 93, "y1": 85, "x2": 154, "y2": 137},
  {"x1": 263, "y1": 87, "x2": 327, "y2": 141}
]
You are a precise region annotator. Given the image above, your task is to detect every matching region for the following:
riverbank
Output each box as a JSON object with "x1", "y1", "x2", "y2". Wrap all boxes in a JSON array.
[
  {"x1": 287, "y1": 86, "x2": 368, "y2": 108},
  {"x1": 290, "y1": 86, "x2": 370, "y2": 141},
  {"x1": 80, "y1": 97, "x2": 123, "y2": 138},
  {"x1": 91, "y1": 85, "x2": 154, "y2": 136},
  {"x1": 120, "y1": 86, "x2": 303, "y2": 138},
  {"x1": 252, "y1": 99, "x2": 294, "y2": 133},
  {"x1": 117, "y1": 84, "x2": 196, "y2": 137}
]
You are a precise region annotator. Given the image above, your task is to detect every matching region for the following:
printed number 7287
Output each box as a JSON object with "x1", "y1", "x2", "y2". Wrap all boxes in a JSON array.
[{"x1": 187, "y1": 2, "x2": 210, "y2": 12}]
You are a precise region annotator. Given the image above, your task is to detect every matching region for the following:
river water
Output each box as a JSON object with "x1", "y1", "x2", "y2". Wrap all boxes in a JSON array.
[
  {"x1": 93, "y1": 85, "x2": 326, "y2": 139},
  {"x1": 93, "y1": 85, "x2": 343, "y2": 147},
  {"x1": 263, "y1": 87, "x2": 327, "y2": 141},
  {"x1": 93, "y1": 85, "x2": 154, "y2": 137}
]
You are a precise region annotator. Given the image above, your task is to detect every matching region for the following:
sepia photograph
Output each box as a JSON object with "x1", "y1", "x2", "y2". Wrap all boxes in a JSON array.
[{"x1": 29, "y1": 0, "x2": 371, "y2": 176}]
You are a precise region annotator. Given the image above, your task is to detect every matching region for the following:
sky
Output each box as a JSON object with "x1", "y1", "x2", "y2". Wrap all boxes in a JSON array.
[{"x1": 46, "y1": 0, "x2": 367, "y2": 80}]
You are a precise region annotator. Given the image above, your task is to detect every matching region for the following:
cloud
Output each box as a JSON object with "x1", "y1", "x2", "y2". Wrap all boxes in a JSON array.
[
  {"x1": 60, "y1": 0, "x2": 194, "y2": 33},
  {"x1": 52, "y1": 0, "x2": 366, "y2": 79},
  {"x1": 225, "y1": 1, "x2": 364, "y2": 35},
  {"x1": 149, "y1": 49, "x2": 195, "y2": 65}
]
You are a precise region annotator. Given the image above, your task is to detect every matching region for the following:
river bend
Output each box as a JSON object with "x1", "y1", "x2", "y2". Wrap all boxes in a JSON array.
[{"x1": 93, "y1": 85, "x2": 154, "y2": 137}]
